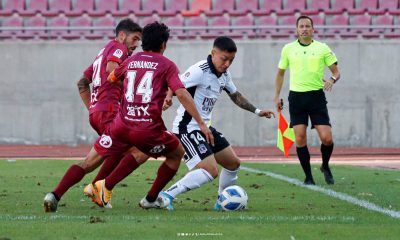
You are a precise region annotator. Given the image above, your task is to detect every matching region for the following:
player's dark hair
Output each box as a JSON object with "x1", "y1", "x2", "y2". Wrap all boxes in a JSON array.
[
  {"x1": 296, "y1": 16, "x2": 314, "y2": 27},
  {"x1": 213, "y1": 36, "x2": 237, "y2": 53},
  {"x1": 141, "y1": 22, "x2": 170, "y2": 52},
  {"x1": 115, "y1": 18, "x2": 142, "y2": 37}
]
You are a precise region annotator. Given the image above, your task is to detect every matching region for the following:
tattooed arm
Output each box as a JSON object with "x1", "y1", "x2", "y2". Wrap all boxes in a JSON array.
[
  {"x1": 77, "y1": 75, "x2": 91, "y2": 110},
  {"x1": 228, "y1": 91, "x2": 275, "y2": 118}
]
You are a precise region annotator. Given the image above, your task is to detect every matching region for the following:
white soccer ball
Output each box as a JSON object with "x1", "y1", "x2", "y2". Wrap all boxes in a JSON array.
[{"x1": 218, "y1": 185, "x2": 248, "y2": 211}]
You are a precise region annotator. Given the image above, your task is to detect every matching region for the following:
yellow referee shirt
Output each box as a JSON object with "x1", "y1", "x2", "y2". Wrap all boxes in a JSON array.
[{"x1": 278, "y1": 40, "x2": 337, "y2": 92}]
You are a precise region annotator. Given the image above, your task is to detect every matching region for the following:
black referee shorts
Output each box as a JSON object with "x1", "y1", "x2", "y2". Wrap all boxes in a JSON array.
[{"x1": 288, "y1": 89, "x2": 331, "y2": 128}]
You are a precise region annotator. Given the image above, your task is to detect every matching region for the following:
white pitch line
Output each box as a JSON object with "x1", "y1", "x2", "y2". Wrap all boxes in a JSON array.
[{"x1": 241, "y1": 166, "x2": 400, "y2": 219}]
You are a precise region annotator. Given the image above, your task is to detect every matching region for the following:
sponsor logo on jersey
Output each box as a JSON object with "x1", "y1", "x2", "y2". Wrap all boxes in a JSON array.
[
  {"x1": 99, "y1": 134, "x2": 112, "y2": 148},
  {"x1": 198, "y1": 144, "x2": 207, "y2": 154},
  {"x1": 202, "y1": 97, "x2": 217, "y2": 113},
  {"x1": 113, "y1": 49, "x2": 123, "y2": 58},
  {"x1": 150, "y1": 144, "x2": 166, "y2": 154}
]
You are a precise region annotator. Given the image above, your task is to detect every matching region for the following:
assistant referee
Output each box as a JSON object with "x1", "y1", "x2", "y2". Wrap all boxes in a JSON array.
[{"x1": 274, "y1": 16, "x2": 341, "y2": 185}]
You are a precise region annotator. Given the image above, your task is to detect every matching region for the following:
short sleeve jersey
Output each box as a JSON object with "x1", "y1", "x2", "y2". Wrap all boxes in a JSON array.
[
  {"x1": 83, "y1": 40, "x2": 129, "y2": 113},
  {"x1": 113, "y1": 51, "x2": 184, "y2": 131},
  {"x1": 278, "y1": 40, "x2": 337, "y2": 92},
  {"x1": 172, "y1": 55, "x2": 237, "y2": 134}
]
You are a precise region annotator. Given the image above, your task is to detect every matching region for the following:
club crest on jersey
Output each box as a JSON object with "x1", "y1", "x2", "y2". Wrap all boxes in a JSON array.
[
  {"x1": 184, "y1": 71, "x2": 190, "y2": 78},
  {"x1": 113, "y1": 49, "x2": 123, "y2": 58},
  {"x1": 99, "y1": 134, "x2": 112, "y2": 148},
  {"x1": 198, "y1": 144, "x2": 207, "y2": 154},
  {"x1": 150, "y1": 144, "x2": 165, "y2": 154}
]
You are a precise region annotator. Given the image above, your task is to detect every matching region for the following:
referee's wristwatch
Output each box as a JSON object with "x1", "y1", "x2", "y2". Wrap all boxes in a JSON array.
[{"x1": 330, "y1": 76, "x2": 338, "y2": 83}]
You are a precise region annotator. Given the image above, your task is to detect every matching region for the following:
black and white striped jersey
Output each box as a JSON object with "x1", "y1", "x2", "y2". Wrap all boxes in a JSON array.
[{"x1": 172, "y1": 55, "x2": 237, "y2": 134}]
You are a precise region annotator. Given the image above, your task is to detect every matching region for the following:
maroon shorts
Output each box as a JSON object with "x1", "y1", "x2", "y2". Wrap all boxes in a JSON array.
[
  {"x1": 94, "y1": 115, "x2": 180, "y2": 158},
  {"x1": 89, "y1": 111, "x2": 117, "y2": 135}
]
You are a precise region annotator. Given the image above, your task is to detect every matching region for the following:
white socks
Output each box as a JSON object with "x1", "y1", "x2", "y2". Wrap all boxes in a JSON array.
[
  {"x1": 165, "y1": 168, "x2": 214, "y2": 199},
  {"x1": 218, "y1": 167, "x2": 239, "y2": 194}
]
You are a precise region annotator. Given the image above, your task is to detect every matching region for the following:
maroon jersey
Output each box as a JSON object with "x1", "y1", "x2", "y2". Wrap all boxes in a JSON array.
[
  {"x1": 83, "y1": 40, "x2": 129, "y2": 114},
  {"x1": 113, "y1": 51, "x2": 184, "y2": 131}
]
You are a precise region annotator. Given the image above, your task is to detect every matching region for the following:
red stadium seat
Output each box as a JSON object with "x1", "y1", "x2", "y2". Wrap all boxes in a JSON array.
[
  {"x1": 253, "y1": 0, "x2": 282, "y2": 16},
  {"x1": 341, "y1": 15, "x2": 371, "y2": 38},
  {"x1": 0, "y1": 14, "x2": 23, "y2": 39},
  {"x1": 325, "y1": 0, "x2": 356, "y2": 15},
  {"x1": 19, "y1": 14, "x2": 47, "y2": 39},
  {"x1": 348, "y1": 0, "x2": 378, "y2": 15},
  {"x1": 136, "y1": 0, "x2": 164, "y2": 16},
  {"x1": 231, "y1": 15, "x2": 255, "y2": 38},
  {"x1": 271, "y1": 16, "x2": 296, "y2": 38},
  {"x1": 181, "y1": 0, "x2": 211, "y2": 17},
  {"x1": 43, "y1": 0, "x2": 71, "y2": 17},
  {"x1": 279, "y1": 0, "x2": 306, "y2": 16},
  {"x1": 47, "y1": 15, "x2": 69, "y2": 39},
  {"x1": 66, "y1": 0, "x2": 94, "y2": 17},
  {"x1": 63, "y1": 15, "x2": 92, "y2": 40},
  {"x1": 363, "y1": 15, "x2": 393, "y2": 38},
  {"x1": 184, "y1": 16, "x2": 208, "y2": 38},
  {"x1": 20, "y1": 0, "x2": 48, "y2": 17},
  {"x1": 204, "y1": 0, "x2": 235, "y2": 16},
  {"x1": 87, "y1": 16, "x2": 116, "y2": 40},
  {"x1": 204, "y1": 16, "x2": 230, "y2": 38},
  {"x1": 324, "y1": 15, "x2": 349, "y2": 37},
  {"x1": 0, "y1": 0, "x2": 25, "y2": 16},
  {"x1": 384, "y1": 28, "x2": 400, "y2": 38},
  {"x1": 89, "y1": 0, "x2": 118, "y2": 17},
  {"x1": 140, "y1": 15, "x2": 161, "y2": 27},
  {"x1": 159, "y1": 0, "x2": 188, "y2": 16},
  {"x1": 303, "y1": 0, "x2": 330, "y2": 15},
  {"x1": 255, "y1": 16, "x2": 278, "y2": 37},
  {"x1": 113, "y1": 0, "x2": 141, "y2": 16},
  {"x1": 229, "y1": 0, "x2": 258, "y2": 16},
  {"x1": 163, "y1": 16, "x2": 185, "y2": 38},
  {"x1": 388, "y1": 0, "x2": 400, "y2": 15}
]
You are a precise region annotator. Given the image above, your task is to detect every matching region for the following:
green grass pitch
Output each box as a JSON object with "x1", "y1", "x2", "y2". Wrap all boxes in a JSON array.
[{"x1": 0, "y1": 159, "x2": 399, "y2": 240}]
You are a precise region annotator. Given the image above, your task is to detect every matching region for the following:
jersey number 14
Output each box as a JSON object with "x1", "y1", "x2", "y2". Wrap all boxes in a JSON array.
[{"x1": 125, "y1": 70, "x2": 154, "y2": 103}]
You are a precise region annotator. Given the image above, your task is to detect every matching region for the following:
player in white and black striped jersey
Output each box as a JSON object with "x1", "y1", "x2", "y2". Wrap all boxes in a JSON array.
[{"x1": 160, "y1": 36, "x2": 275, "y2": 210}]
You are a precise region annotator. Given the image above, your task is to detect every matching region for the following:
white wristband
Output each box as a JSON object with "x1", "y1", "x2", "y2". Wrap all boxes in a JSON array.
[{"x1": 254, "y1": 109, "x2": 261, "y2": 116}]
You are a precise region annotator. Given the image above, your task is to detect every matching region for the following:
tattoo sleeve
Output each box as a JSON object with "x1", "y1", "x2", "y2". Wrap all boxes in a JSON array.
[
  {"x1": 228, "y1": 91, "x2": 257, "y2": 113},
  {"x1": 77, "y1": 76, "x2": 91, "y2": 94}
]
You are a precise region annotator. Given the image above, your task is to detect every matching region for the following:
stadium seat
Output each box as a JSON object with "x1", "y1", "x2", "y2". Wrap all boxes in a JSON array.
[
  {"x1": 279, "y1": 0, "x2": 306, "y2": 16},
  {"x1": 255, "y1": 16, "x2": 278, "y2": 37},
  {"x1": 113, "y1": 0, "x2": 141, "y2": 16},
  {"x1": 325, "y1": 0, "x2": 356, "y2": 15},
  {"x1": 348, "y1": 0, "x2": 378, "y2": 15},
  {"x1": 47, "y1": 15, "x2": 69, "y2": 39},
  {"x1": 66, "y1": 0, "x2": 94, "y2": 17},
  {"x1": 363, "y1": 15, "x2": 393, "y2": 38},
  {"x1": 323, "y1": 15, "x2": 349, "y2": 37},
  {"x1": 204, "y1": 0, "x2": 235, "y2": 16},
  {"x1": 184, "y1": 16, "x2": 208, "y2": 38},
  {"x1": 271, "y1": 16, "x2": 297, "y2": 38},
  {"x1": 19, "y1": 14, "x2": 47, "y2": 39},
  {"x1": 253, "y1": 0, "x2": 282, "y2": 16},
  {"x1": 0, "y1": 0, "x2": 25, "y2": 16},
  {"x1": 0, "y1": 14, "x2": 23, "y2": 39},
  {"x1": 159, "y1": 0, "x2": 188, "y2": 16},
  {"x1": 43, "y1": 0, "x2": 71, "y2": 17},
  {"x1": 384, "y1": 28, "x2": 400, "y2": 38},
  {"x1": 230, "y1": 15, "x2": 255, "y2": 38},
  {"x1": 303, "y1": 0, "x2": 330, "y2": 15},
  {"x1": 388, "y1": 0, "x2": 400, "y2": 15},
  {"x1": 204, "y1": 16, "x2": 230, "y2": 38},
  {"x1": 229, "y1": 0, "x2": 258, "y2": 16},
  {"x1": 87, "y1": 16, "x2": 115, "y2": 40},
  {"x1": 341, "y1": 15, "x2": 371, "y2": 38},
  {"x1": 163, "y1": 16, "x2": 184, "y2": 38},
  {"x1": 19, "y1": 0, "x2": 48, "y2": 17},
  {"x1": 368, "y1": 0, "x2": 399, "y2": 15},
  {"x1": 181, "y1": 0, "x2": 211, "y2": 16},
  {"x1": 140, "y1": 15, "x2": 161, "y2": 27},
  {"x1": 136, "y1": 0, "x2": 164, "y2": 16},
  {"x1": 89, "y1": 0, "x2": 118, "y2": 17},
  {"x1": 63, "y1": 15, "x2": 92, "y2": 40}
]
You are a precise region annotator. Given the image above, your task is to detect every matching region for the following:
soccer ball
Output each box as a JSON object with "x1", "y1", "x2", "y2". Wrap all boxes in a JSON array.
[{"x1": 218, "y1": 185, "x2": 248, "y2": 211}]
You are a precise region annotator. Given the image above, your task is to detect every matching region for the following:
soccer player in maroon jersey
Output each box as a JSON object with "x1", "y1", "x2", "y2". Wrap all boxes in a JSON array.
[{"x1": 44, "y1": 19, "x2": 148, "y2": 212}]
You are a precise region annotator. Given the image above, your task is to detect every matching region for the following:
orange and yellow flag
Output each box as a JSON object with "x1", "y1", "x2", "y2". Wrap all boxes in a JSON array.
[{"x1": 277, "y1": 110, "x2": 295, "y2": 157}]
